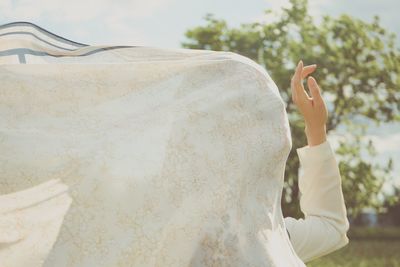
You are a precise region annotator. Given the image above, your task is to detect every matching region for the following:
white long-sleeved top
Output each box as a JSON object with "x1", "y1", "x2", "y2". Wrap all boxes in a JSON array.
[{"x1": 284, "y1": 139, "x2": 350, "y2": 263}]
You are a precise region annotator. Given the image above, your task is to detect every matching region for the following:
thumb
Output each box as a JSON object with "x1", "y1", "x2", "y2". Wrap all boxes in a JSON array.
[{"x1": 307, "y1": 76, "x2": 323, "y2": 104}]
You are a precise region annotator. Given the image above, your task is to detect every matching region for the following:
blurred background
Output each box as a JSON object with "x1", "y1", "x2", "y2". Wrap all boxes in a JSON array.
[{"x1": 1, "y1": 0, "x2": 399, "y2": 266}]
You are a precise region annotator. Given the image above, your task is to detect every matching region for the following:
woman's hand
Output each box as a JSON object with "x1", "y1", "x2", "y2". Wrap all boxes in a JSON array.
[{"x1": 291, "y1": 60, "x2": 328, "y2": 146}]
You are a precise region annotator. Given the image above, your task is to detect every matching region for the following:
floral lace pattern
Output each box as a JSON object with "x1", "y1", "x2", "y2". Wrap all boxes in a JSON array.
[{"x1": 0, "y1": 23, "x2": 305, "y2": 267}]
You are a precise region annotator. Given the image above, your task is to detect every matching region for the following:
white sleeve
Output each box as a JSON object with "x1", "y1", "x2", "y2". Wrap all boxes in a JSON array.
[{"x1": 284, "y1": 139, "x2": 350, "y2": 263}]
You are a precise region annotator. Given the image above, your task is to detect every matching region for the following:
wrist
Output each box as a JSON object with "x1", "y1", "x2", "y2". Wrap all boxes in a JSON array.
[{"x1": 305, "y1": 124, "x2": 327, "y2": 147}]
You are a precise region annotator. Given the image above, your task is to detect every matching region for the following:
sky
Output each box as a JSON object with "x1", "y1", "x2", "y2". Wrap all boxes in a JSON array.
[
  {"x1": 1, "y1": 0, "x2": 399, "y2": 48},
  {"x1": 0, "y1": 0, "x2": 399, "y2": 192}
]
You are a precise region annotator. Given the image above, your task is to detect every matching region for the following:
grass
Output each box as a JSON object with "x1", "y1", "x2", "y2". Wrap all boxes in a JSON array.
[{"x1": 307, "y1": 227, "x2": 400, "y2": 267}]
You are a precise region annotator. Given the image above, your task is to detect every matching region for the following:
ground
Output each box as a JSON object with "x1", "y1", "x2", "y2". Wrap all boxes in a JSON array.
[{"x1": 307, "y1": 227, "x2": 400, "y2": 267}]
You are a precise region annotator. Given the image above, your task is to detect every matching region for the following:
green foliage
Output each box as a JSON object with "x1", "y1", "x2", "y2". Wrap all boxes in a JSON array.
[
  {"x1": 335, "y1": 123, "x2": 393, "y2": 217},
  {"x1": 307, "y1": 239, "x2": 400, "y2": 267},
  {"x1": 309, "y1": 227, "x2": 400, "y2": 266},
  {"x1": 347, "y1": 226, "x2": 400, "y2": 240},
  {"x1": 381, "y1": 187, "x2": 400, "y2": 225},
  {"x1": 181, "y1": 0, "x2": 400, "y2": 218}
]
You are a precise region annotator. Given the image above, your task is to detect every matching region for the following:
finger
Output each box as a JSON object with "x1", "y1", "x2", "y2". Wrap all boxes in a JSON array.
[
  {"x1": 294, "y1": 60, "x2": 310, "y2": 101},
  {"x1": 301, "y1": 64, "x2": 317, "y2": 79},
  {"x1": 307, "y1": 76, "x2": 323, "y2": 104}
]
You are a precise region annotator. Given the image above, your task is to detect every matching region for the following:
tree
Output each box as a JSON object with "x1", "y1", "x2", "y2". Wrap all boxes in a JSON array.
[
  {"x1": 181, "y1": 0, "x2": 400, "y2": 219},
  {"x1": 380, "y1": 187, "x2": 400, "y2": 226}
]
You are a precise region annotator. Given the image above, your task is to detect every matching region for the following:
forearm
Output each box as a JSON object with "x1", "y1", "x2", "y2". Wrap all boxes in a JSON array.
[{"x1": 284, "y1": 140, "x2": 350, "y2": 262}]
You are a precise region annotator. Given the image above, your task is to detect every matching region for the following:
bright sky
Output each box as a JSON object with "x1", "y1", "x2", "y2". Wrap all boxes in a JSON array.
[
  {"x1": 1, "y1": 0, "x2": 399, "y2": 48},
  {"x1": 1, "y1": 0, "x2": 399, "y2": 191}
]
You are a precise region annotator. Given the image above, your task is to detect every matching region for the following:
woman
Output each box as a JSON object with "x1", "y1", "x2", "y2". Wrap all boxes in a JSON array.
[
  {"x1": 285, "y1": 60, "x2": 350, "y2": 263},
  {"x1": 0, "y1": 21, "x2": 349, "y2": 266}
]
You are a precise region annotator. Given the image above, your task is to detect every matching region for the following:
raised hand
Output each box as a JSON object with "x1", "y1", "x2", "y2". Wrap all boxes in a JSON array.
[{"x1": 291, "y1": 60, "x2": 328, "y2": 146}]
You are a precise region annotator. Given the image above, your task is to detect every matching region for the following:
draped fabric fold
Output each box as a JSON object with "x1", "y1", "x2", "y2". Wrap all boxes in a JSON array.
[{"x1": 0, "y1": 22, "x2": 305, "y2": 267}]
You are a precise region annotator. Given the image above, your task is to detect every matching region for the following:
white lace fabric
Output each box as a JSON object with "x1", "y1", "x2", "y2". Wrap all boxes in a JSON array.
[{"x1": 0, "y1": 22, "x2": 305, "y2": 267}]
